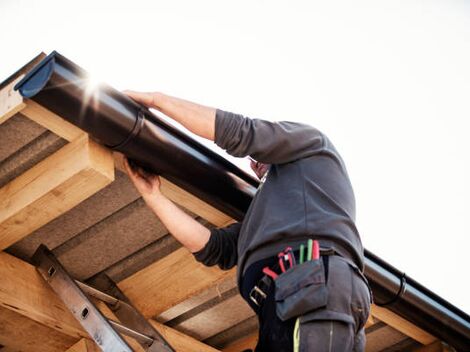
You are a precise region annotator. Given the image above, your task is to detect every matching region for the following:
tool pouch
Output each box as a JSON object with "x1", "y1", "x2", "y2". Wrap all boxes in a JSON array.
[{"x1": 274, "y1": 259, "x2": 328, "y2": 321}]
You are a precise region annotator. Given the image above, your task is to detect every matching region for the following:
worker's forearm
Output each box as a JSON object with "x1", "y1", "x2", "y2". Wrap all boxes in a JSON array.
[
  {"x1": 143, "y1": 192, "x2": 211, "y2": 253},
  {"x1": 154, "y1": 93, "x2": 216, "y2": 141}
]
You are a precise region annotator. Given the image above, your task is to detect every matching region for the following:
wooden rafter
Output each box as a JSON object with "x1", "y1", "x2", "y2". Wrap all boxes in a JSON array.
[
  {"x1": 118, "y1": 247, "x2": 236, "y2": 318},
  {"x1": 0, "y1": 134, "x2": 114, "y2": 249},
  {"x1": 371, "y1": 304, "x2": 436, "y2": 345},
  {"x1": 0, "y1": 251, "x2": 220, "y2": 352}
]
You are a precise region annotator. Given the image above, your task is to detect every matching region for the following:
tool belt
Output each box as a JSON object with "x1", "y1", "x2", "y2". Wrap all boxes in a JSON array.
[{"x1": 249, "y1": 246, "x2": 337, "y2": 321}]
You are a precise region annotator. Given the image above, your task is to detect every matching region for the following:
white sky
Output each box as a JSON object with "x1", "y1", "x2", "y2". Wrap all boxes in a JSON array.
[{"x1": 1, "y1": 0, "x2": 469, "y2": 315}]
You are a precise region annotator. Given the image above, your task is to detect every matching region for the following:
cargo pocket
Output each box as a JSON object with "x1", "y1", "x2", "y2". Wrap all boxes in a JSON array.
[
  {"x1": 274, "y1": 259, "x2": 328, "y2": 322},
  {"x1": 298, "y1": 310, "x2": 355, "y2": 352},
  {"x1": 349, "y1": 264, "x2": 371, "y2": 332}
]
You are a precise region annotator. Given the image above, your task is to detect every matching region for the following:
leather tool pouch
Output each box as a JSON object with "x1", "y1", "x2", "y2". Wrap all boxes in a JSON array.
[{"x1": 274, "y1": 259, "x2": 328, "y2": 321}]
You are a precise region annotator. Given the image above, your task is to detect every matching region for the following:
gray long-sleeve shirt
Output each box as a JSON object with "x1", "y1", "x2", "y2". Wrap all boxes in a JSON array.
[{"x1": 194, "y1": 109, "x2": 364, "y2": 284}]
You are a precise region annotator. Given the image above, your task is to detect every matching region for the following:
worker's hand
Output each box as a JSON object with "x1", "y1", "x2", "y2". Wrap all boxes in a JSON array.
[
  {"x1": 250, "y1": 159, "x2": 270, "y2": 179},
  {"x1": 123, "y1": 90, "x2": 162, "y2": 110},
  {"x1": 124, "y1": 157, "x2": 162, "y2": 200}
]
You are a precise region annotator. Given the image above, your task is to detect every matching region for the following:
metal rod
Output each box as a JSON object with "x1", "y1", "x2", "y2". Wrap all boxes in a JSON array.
[
  {"x1": 75, "y1": 280, "x2": 119, "y2": 306},
  {"x1": 108, "y1": 320, "x2": 154, "y2": 346}
]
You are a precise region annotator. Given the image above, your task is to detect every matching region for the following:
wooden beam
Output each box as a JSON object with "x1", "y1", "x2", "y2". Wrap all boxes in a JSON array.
[
  {"x1": 371, "y1": 304, "x2": 437, "y2": 345},
  {"x1": 0, "y1": 306, "x2": 77, "y2": 352},
  {"x1": 0, "y1": 252, "x2": 220, "y2": 352},
  {"x1": 0, "y1": 134, "x2": 114, "y2": 249},
  {"x1": 0, "y1": 75, "x2": 26, "y2": 124},
  {"x1": 0, "y1": 251, "x2": 85, "y2": 339},
  {"x1": 150, "y1": 320, "x2": 220, "y2": 352},
  {"x1": 65, "y1": 339, "x2": 100, "y2": 352},
  {"x1": 223, "y1": 333, "x2": 258, "y2": 352},
  {"x1": 118, "y1": 247, "x2": 235, "y2": 318},
  {"x1": 21, "y1": 99, "x2": 85, "y2": 142}
]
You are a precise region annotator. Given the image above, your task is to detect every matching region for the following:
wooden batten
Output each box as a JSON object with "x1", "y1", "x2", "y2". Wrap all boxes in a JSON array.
[
  {"x1": 118, "y1": 247, "x2": 235, "y2": 318},
  {"x1": 21, "y1": 99, "x2": 86, "y2": 141},
  {"x1": 371, "y1": 304, "x2": 436, "y2": 345},
  {"x1": 0, "y1": 134, "x2": 114, "y2": 250}
]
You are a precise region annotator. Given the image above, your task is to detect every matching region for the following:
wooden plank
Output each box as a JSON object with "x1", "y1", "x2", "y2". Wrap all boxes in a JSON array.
[
  {"x1": 0, "y1": 76, "x2": 26, "y2": 124},
  {"x1": 223, "y1": 333, "x2": 258, "y2": 352},
  {"x1": 65, "y1": 339, "x2": 100, "y2": 352},
  {"x1": 0, "y1": 251, "x2": 85, "y2": 339},
  {"x1": 149, "y1": 320, "x2": 221, "y2": 352},
  {"x1": 365, "y1": 314, "x2": 376, "y2": 328},
  {"x1": 21, "y1": 99, "x2": 85, "y2": 141},
  {"x1": 0, "y1": 252, "x2": 219, "y2": 352},
  {"x1": 118, "y1": 247, "x2": 235, "y2": 318},
  {"x1": 0, "y1": 306, "x2": 78, "y2": 352},
  {"x1": 171, "y1": 294, "x2": 254, "y2": 340},
  {"x1": 371, "y1": 304, "x2": 437, "y2": 345},
  {"x1": 0, "y1": 134, "x2": 114, "y2": 249}
]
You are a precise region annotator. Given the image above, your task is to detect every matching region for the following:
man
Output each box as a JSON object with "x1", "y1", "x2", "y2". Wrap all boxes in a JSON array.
[{"x1": 123, "y1": 90, "x2": 371, "y2": 351}]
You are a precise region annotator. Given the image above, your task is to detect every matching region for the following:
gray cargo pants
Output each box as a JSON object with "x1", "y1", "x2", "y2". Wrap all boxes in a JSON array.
[
  {"x1": 254, "y1": 255, "x2": 371, "y2": 352},
  {"x1": 296, "y1": 255, "x2": 371, "y2": 351}
]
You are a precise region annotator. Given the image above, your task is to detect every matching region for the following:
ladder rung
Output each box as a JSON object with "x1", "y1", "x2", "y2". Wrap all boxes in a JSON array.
[
  {"x1": 108, "y1": 319, "x2": 154, "y2": 346},
  {"x1": 75, "y1": 280, "x2": 119, "y2": 306}
]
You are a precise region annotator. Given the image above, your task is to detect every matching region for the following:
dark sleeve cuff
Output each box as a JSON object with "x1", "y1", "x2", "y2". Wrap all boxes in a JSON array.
[{"x1": 193, "y1": 222, "x2": 241, "y2": 270}]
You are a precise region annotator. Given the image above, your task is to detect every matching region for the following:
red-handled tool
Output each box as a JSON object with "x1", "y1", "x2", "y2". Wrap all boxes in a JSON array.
[
  {"x1": 263, "y1": 266, "x2": 279, "y2": 280},
  {"x1": 312, "y1": 240, "x2": 320, "y2": 261},
  {"x1": 285, "y1": 246, "x2": 296, "y2": 267},
  {"x1": 278, "y1": 252, "x2": 287, "y2": 273}
]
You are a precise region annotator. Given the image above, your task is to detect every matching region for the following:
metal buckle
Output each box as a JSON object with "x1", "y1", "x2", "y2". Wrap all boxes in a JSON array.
[{"x1": 249, "y1": 285, "x2": 267, "y2": 307}]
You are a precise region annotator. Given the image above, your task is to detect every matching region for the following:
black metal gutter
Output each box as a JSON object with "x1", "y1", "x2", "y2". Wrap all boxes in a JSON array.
[{"x1": 14, "y1": 51, "x2": 470, "y2": 351}]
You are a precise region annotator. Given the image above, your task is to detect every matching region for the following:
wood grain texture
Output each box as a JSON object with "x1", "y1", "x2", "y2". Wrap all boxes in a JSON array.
[
  {"x1": 65, "y1": 339, "x2": 100, "y2": 352},
  {"x1": 21, "y1": 99, "x2": 85, "y2": 141},
  {"x1": 365, "y1": 323, "x2": 410, "y2": 352},
  {"x1": 0, "y1": 135, "x2": 114, "y2": 249},
  {"x1": 0, "y1": 251, "x2": 86, "y2": 339},
  {"x1": 0, "y1": 306, "x2": 77, "y2": 352},
  {"x1": 371, "y1": 304, "x2": 437, "y2": 345},
  {"x1": 171, "y1": 294, "x2": 254, "y2": 340},
  {"x1": 118, "y1": 247, "x2": 235, "y2": 318},
  {"x1": 223, "y1": 333, "x2": 258, "y2": 352},
  {"x1": 149, "y1": 320, "x2": 221, "y2": 352},
  {"x1": 8, "y1": 170, "x2": 140, "y2": 261}
]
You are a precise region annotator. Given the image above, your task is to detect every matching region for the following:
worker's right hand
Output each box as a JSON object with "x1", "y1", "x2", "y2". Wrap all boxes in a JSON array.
[
  {"x1": 124, "y1": 157, "x2": 162, "y2": 200},
  {"x1": 123, "y1": 90, "x2": 162, "y2": 110}
]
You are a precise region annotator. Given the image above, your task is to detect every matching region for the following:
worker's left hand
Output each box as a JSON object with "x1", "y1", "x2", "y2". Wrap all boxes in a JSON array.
[{"x1": 124, "y1": 157, "x2": 162, "y2": 200}]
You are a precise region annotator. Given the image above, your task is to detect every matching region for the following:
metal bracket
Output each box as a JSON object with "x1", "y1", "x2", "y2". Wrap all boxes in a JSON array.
[{"x1": 32, "y1": 244, "x2": 174, "y2": 352}]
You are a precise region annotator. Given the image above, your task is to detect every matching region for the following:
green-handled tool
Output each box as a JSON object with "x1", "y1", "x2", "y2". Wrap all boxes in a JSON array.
[
  {"x1": 307, "y1": 239, "x2": 313, "y2": 261},
  {"x1": 299, "y1": 244, "x2": 305, "y2": 264}
]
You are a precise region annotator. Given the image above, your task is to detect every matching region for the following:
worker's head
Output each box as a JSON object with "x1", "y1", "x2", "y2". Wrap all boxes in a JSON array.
[{"x1": 250, "y1": 158, "x2": 270, "y2": 179}]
